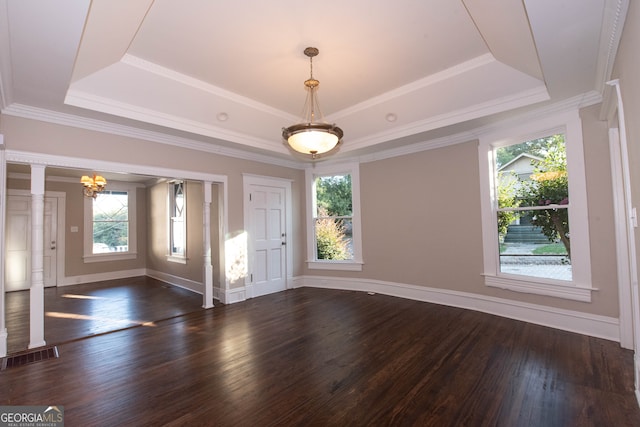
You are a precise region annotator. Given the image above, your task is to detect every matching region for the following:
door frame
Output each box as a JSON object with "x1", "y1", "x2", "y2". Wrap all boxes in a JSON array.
[
  {"x1": 243, "y1": 174, "x2": 293, "y2": 299},
  {"x1": 7, "y1": 189, "x2": 66, "y2": 288}
]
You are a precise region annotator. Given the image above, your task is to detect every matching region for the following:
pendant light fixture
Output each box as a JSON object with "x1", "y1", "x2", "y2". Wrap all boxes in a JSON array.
[
  {"x1": 80, "y1": 173, "x2": 107, "y2": 198},
  {"x1": 282, "y1": 47, "x2": 343, "y2": 159}
]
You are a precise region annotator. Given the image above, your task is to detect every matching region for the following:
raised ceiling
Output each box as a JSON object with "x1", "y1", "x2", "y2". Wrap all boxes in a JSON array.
[{"x1": 0, "y1": 0, "x2": 628, "y2": 163}]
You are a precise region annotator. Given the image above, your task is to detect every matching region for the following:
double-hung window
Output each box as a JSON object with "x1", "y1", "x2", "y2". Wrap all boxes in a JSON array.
[
  {"x1": 305, "y1": 162, "x2": 363, "y2": 271},
  {"x1": 83, "y1": 182, "x2": 137, "y2": 262},
  {"x1": 168, "y1": 180, "x2": 186, "y2": 263},
  {"x1": 478, "y1": 110, "x2": 593, "y2": 301}
]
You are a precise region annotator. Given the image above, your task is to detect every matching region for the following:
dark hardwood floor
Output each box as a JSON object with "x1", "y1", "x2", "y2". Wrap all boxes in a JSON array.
[
  {"x1": 1, "y1": 284, "x2": 639, "y2": 426},
  {"x1": 4, "y1": 276, "x2": 203, "y2": 354}
]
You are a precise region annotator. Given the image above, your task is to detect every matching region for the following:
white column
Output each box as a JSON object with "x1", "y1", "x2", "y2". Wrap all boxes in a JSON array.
[
  {"x1": 29, "y1": 164, "x2": 46, "y2": 349},
  {"x1": 202, "y1": 181, "x2": 214, "y2": 308},
  {"x1": 0, "y1": 136, "x2": 7, "y2": 356}
]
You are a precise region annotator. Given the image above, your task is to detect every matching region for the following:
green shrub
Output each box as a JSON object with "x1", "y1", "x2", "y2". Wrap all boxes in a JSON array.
[{"x1": 315, "y1": 208, "x2": 349, "y2": 260}]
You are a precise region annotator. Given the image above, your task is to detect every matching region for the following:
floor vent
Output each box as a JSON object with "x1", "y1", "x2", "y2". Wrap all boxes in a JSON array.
[{"x1": 1, "y1": 346, "x2": 59, "y2": 370}]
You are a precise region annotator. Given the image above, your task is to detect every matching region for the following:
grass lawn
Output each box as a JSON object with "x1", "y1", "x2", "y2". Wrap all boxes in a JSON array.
[{"x1": 531, "y1": 243, "x2": 568, "y2": 255}]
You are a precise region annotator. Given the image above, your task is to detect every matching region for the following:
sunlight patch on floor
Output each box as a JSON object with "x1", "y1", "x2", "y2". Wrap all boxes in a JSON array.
[
  {"x1": 61, "y1": 293, "x2": 108, "y2": 300},
  {"x1": 45, "y1": 311, "x2": 156, "y2": 327}
]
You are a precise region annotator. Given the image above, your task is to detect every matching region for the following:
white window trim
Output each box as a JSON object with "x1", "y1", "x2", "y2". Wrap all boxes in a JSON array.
[
  {"x1": 167, "y1": 180, "x2": 187, "y2": 263},
  {"x1": 478, "y1": 109, "x2": 594, "y2": 302},
  {"x1": 83, "y1": 181, "x2": 138, "y2": 263},
  {"x1": 305, "y1": 162, "x2": 363, "y2": 271}
]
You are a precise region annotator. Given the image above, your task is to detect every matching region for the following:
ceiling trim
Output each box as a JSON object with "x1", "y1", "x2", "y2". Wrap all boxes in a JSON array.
[
  {"x1": 64, "y1": 89, "x2": 290, "y2": 155},
  {"x1": 356, "y1": 90, "x2": 603, "y2": 164},
  {"x1": 1, "y1": 104, "x2": 303, "y2": 169},
  {"x1": 8, "y1": 172, "x2": 148, "y2": 187},
  {"x1": 343, "y1": 85, "x2": 549, "y2": 153},
  {"x1": 121, "y1": 53, "x2": 297, "y2": 121},
  {"x1": 594, "y1": 0, "x2": 629, "y2": 93},
  {"x1": 329, "y1": 54, "x2": 496, "y2": 120},
  {"x1": 0, "y1": 90, "x2": 603, "y2": 170},
  {"x1": 5, "y1": 149, "x2": 229, "y2": 184}
]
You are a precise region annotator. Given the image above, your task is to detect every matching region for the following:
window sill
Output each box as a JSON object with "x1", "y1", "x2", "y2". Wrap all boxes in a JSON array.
[
  {"x1": 484, "y1": 274, "x2": 596, "y2": 302},
  {"x1": 83, "y1": 252, "x2": 137, "y2": 263},
  {"x1": 307, "y1": 261, "x2": 363, "y2": 272},
  {"x1": 167, "y1": 255, "x2": 187, "y2": 264}
]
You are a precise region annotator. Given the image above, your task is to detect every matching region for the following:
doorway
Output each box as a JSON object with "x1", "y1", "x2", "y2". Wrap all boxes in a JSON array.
[
  {"x1": 244, "y1": 176, "x2": 293, "y2": 298},
  {"x1": 5, "y1": 193, "x2": 62, "y2": 291}
]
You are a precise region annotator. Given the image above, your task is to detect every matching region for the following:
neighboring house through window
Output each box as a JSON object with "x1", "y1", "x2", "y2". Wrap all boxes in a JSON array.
[
  {"x1": 83, "y1": 182, "x2": 137, "y2": 262},
  {"x1": 305, "y1": 162, "x2": 363, "y2": 271},
  {"x1": 478, "y1": 109, "x2": 593, "y2": 301}
]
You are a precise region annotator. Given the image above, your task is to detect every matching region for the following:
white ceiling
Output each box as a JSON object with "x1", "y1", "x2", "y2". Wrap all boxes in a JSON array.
[{"x1": 0, "y1": 0, "x2": 628, "y2": 164}]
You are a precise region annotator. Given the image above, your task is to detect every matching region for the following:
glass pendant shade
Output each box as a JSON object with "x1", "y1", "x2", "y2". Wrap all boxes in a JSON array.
[{"x1": 283, "y1": 123, "x2": 343, "y2": 156}]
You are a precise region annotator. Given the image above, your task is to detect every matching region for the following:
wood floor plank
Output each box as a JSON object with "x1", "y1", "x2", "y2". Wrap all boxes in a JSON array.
[
  {"x1": 1, "y1": 286, "x2": 639, "y2": 426},
  {"x1": 4, "y1": 276, "x2": 203, "y2": 354}
]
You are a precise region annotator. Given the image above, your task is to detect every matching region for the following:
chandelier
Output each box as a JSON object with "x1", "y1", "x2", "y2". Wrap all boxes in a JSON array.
[
  {"x1": 282, "y1": 47, "x2": 343, "y2": 159},
  {"x1": 80, "y1": 173, "x2": 107, "y2": 198}
]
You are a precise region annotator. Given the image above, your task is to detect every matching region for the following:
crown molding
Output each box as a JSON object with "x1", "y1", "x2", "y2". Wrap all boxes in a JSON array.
[
  {"x1": 329, "y1": 54, "x2": 495, "y2": 120},
  {"x1": 5, "y1": 149, "x2": 230, "y2": 186},
  {"x1": 471, "y1": 91, "x2": 602, "y2": 138},
  {"x1": 7, "y1": 172, "x2": 147, "y2": 188},
  {"x1": 1, "y1": 90, "x2": 603, "y2": 170},
  {"x1": 594, "y1": 0, "x2": 629, "y2": 93},
  {"x1": 1, "y1": 104, "x2": 303, "y2": 169},
  {"x1": 63, "y1": 90, "x2": 292, "y2": 155},
  {"x1": 344, "y1": 85, "x2": 549, "y2": 153},
  {"x1": 356, "y1": 91, "x2": 602, "y2": 164}
]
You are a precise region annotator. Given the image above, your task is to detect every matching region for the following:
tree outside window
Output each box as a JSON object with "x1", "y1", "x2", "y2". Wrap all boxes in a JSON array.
[
  {"x1": 92, "y1": 191, "x2": 129, "y2": 253},
  {"x1": 314, "y1": 174, "x2": 353, "y2": 260}
]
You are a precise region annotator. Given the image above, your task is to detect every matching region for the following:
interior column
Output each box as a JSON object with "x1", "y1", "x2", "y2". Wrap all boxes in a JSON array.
[
  {"x1": 0, "y1": 136, "x2": 7, "y2": 356},
  {"x1": 202, "y1": 180, "x2": 214, "y2": 308},
  {"x1": 29, "y1": 164, "x2": 46, "y2": 349}
]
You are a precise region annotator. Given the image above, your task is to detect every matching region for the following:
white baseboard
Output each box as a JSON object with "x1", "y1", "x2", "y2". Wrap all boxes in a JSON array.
[
  {"x1": 56, "y1": 270, "x2": 620, "y2": 341},
  {"x1": 58, "y1": 268, "x2": 147, "y2": 287},
  {"x1": 216, "y1": 286, "x2": 246, "y2": 304},
  {"x1": 297, "y1": 275, "x2": 621, "y2": 343},
  {"x1": 146, "y1": 269, "x2": 203, "y2": 295}
]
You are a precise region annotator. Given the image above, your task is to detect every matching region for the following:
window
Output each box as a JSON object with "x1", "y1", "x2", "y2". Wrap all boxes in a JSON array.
[
  {"x1": 496, "y1": 134, "x2": 570, "y2": 281},
  {"x1": 168, "y1": 180, "x2": 186, "y2": 263},
  {"x1": 306, "y1": 163, "x2": 363, "y2": 271},
  {"x1": 84, "y1": 182, "x2": 137, "y2": 262},
  {"x1": 478, "y1": 110, "x2": 593, "y2": 301}
]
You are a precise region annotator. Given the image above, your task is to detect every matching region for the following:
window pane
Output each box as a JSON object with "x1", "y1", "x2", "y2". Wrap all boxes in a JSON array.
[
  {"x1": 170, "y1": 182, "x2": 186, "y2": 256},
  {"x1": 496, "y1": 134, "x2": 569, "y2": 208},
  {"x1": 174, "y1": 182, "x2": 184, "y2": 216},
  {"x1": 314, "y1": 173, "x2": 353, "y2": 261},
  {"x1": 498, "y1": 208, "x2": 571, "y2": 281},
  {"x1": 315, "y1": 217, "x2": 353, "y2": 260},
  {"x1": 315, "y1": 174, "x2": 352, "y2": 217},
  {"x1": 171, "y1": 217, "x2": 185, "y2": 255},
  {"x1": 93, "y1": 191, "x2": 129, "y2": 253}
]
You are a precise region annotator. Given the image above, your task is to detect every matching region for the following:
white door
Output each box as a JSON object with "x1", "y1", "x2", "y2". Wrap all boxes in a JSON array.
[
  {"x1": 5, "y1": 195, "x2": 57, "y2": 291},
  {"x1": 249, "y1": 184, "x2": 287, "y2": 298},
  {"x1": 43, "y1": 197, "x2": 58, "y2": 287}
]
